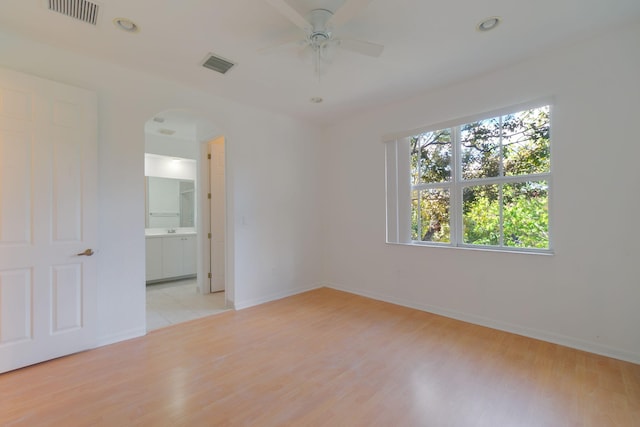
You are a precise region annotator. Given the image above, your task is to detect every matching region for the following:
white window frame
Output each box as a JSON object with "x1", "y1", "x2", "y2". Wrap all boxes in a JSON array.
[{"x1": 385, "y1": 100, "x2": 553, "y2": 254}]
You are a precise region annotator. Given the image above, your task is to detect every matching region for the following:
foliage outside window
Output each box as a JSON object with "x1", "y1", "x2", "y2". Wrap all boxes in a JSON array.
[{"x1": 388, "y1": 104, "x2": 551, "y2": 252}]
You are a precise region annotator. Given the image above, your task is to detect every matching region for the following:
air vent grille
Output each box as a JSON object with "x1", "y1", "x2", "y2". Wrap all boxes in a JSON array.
[
  {"x1": 48, "y1": 0, "x2": 100, "y2": 25},
  {"x1": 202, "y1": 54, "x2": 236, "y2": 75}
]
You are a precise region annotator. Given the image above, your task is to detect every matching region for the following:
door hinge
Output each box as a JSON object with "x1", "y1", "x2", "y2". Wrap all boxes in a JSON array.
[
  {"x1": 208, "y1": 272, "x2": 212, "y2": 279},
  {"x1": 207, "y1": 193, "x2": 211, "y2": 199},
  {"x1": 207, "y1": 153, "x2": 211, "y2": 159},
  {"x1": 208, "y1": 233, "x2": 212, "y2": 239}
]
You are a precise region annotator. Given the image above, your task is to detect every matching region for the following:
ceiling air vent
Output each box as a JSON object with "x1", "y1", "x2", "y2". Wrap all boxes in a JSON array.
[
  {"x1": 48, "y1": 0, "x2": 100, "y2": 25},
  {"x1": 201, "y1": 53, "x2": 236, "y2": 75}
]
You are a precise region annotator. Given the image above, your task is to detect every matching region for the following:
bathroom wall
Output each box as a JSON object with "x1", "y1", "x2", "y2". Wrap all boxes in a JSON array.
[{"x1": 144, "y1": 154, "x2": 196, "y2": 181}]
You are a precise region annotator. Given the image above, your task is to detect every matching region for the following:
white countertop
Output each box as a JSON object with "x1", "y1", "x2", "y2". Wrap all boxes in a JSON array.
[{"x1": 145, "y1": 228, "x2": 197, "y2": 237}]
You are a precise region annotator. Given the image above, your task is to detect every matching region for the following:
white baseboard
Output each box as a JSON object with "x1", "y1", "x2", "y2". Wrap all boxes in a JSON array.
[
  {"x1": 234, "y1": 284, "x2": 323, "y2": 310},
  {"x1": 325, "y1": 283, "x2": 640, "y2": 365},
  {"x1": 95, "y1": 327, "x2": 146, "y2": 348}
]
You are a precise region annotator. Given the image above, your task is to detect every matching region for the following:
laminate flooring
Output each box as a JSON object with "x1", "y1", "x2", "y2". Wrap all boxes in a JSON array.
[{"x1": 2, "y1": 288, "x2": 639, "y2": 426}]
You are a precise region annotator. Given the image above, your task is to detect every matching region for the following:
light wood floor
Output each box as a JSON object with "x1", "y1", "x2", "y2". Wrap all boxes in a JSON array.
[{"x1": 1, "y1": 288, "x2": 639, "y2": 426}]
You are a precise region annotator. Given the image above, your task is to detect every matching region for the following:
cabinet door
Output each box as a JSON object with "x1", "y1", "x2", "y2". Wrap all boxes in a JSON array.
[
  {"x1": 182, "y1": 235, "x2": 197, "y2": 276},
  {"x1": 161, "y1": 236, "x2": 183, "y2": 278},
  {"x1": 145, "y1": 238, "x2": 163, "y2": 281}
]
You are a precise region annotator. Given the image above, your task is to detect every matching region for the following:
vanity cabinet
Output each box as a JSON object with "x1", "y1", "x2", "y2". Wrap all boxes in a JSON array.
[
  {"x1": 145, "y1": 237, "x2": 163, "y2": 281},
  {"x1": 145, "y1": 234, "x2": 197, "y2": 282}
]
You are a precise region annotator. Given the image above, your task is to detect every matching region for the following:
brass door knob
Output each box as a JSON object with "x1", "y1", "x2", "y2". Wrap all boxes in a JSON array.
[{"x1": 77, "y1": 249, "x2": 94, "y2": 256}]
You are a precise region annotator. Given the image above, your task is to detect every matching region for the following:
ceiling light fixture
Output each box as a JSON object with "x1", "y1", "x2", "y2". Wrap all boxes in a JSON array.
[
  {"x1": 113, "y1": 17, "x2": 139, "y2": 33},
  {"x1": 264, "y1": 2, "x2": 384, "y2": 82},
  {"x1": 476, "y1": 16, "x2": 501, "y2": 32}
]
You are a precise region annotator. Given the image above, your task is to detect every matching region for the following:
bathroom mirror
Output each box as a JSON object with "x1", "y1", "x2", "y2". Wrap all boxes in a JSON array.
[{"x1": 145, "y1": 177, "x2": 195, "y2": 228}]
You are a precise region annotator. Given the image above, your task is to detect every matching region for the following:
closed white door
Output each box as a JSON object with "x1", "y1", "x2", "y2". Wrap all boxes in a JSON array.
[{"x1": 0, "y1": 67, "x2": 97, "y2": 373}]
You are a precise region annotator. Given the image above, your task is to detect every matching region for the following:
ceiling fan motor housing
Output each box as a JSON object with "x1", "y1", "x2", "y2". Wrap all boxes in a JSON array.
[{"x1": 308, "y1": 8, "x2": 333, "y2": 46}]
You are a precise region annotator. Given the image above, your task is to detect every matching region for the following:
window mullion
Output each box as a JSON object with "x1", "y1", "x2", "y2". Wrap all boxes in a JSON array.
[
  {"x1": 498, "y1": 115, "x2": 504, "y2": 247},
  {"x1": 499, "y1": 184, "x2": 504, "y2": 247},
  {"x1": 451, "y1": 126, "x2": 461, "y2": 246},
  {"x1": 417, "y1": 190, "x2": 422, "y2": 241}
]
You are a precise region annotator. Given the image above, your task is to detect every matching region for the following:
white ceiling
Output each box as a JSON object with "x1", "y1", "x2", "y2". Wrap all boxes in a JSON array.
[{"x1": 1, "y1": 0, "x2": 639, "y2": 125}]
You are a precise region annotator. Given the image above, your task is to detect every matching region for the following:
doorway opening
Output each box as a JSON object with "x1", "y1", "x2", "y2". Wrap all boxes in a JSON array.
[{"x1": 143, "y1": 110, "x2": 230, "y2": 331}]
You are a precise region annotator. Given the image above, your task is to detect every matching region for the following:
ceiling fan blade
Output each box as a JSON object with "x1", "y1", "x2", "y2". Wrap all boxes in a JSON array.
[
  {"x1": 265, "y1": 0, "x2": 310, "y2": 31},
  {"x1": 327, "y1": 0, "x2": 374, "y2": 28},
  {"x1": 338, "y1": 38, "x2": 384, "y2": 57},
  {"x1": 258, "y1": 35, "x2": 306, "y2": 54}
]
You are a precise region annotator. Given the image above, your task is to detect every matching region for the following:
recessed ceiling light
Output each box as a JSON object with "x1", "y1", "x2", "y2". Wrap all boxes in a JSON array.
[
  {"x1": 476, "y1": 16, "x2": 501, "y2": 32},
  {"x1": 113, "y1": 17, "x2": 139, "y2": 33},
  {"x1": 310, "y1": 97, "x2": 323, "y2": 104}
]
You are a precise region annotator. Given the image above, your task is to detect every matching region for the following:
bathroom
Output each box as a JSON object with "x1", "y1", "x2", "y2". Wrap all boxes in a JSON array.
[{"x1": 144, "y1": 111, "x2": 227, "y2": 330}]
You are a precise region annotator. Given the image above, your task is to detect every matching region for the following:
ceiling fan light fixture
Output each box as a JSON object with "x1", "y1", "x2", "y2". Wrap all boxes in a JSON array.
[
  {"x1": 477, "y1": 16, "x2": 501, "y2": 32},
  {"x1": 264, "y1": 0, "x2": 384, "y2": 80}
]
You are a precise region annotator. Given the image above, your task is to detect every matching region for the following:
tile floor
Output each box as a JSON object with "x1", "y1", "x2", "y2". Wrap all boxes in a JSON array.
[{"x1": 146, "y1": 278, "x2": 229, "y2": 331}]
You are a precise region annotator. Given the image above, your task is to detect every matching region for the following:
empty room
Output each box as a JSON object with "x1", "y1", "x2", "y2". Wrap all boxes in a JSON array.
[{"x1": 0, "y1": 0, "x2": 639, "y2": 425}]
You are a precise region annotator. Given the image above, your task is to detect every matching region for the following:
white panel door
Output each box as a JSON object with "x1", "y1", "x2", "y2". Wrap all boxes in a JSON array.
[{"x1": 0, "y1": 67, "x2": 97, "y2": 373}]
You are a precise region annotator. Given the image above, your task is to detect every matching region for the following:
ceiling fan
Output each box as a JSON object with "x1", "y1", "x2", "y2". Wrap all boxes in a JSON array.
[{"x1": 264, "y1": 0, "x2": 384, "y2": 79}]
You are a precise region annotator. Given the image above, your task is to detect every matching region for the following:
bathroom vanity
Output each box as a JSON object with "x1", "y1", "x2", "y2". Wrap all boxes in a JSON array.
[{"x1": 145, "y1": 229, "x2": 197, "y2": 283}]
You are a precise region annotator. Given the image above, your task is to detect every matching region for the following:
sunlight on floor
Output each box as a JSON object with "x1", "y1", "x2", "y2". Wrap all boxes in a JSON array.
[{"x1": 146, "y1": 278, "x2": 229, "y2": 331}]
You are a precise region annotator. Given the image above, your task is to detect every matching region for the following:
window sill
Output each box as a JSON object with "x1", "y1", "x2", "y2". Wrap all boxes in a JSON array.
[{"x1": 386, "y1": 241, "x2": 554, "y2": 256}]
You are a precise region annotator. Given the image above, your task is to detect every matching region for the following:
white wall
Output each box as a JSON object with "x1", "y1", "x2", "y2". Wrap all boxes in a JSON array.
[
  {"x1": 145, "y1": 133, "x2": 199, "y2": 160},
  {"x1": 0, "y1": 30, "x2": 324, "y2": 344},
  {"x1": 144, "y1": 154, "x2": 196, "y2": 180},
  {"x1": 322, "y1": 21, "x2": 640, "y2": 363}
]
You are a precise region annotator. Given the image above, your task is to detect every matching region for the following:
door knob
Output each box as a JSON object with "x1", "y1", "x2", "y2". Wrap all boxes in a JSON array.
[{"x1": 77, "y1": 249, "x2": 94, "y2": 256}]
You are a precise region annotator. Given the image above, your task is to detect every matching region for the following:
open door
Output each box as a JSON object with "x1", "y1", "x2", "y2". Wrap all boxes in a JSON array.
[
  {"x1": 0, "y1": 67, "x2": 98, "y2": 373},
  {"x1": 208, "y1": 137, "x2": 225, "y2": 292}
]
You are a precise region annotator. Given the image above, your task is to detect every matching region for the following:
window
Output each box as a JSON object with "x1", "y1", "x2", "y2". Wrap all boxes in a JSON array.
[{"x1": 386, "y1": 103, "x2": 551, "y2": 252}]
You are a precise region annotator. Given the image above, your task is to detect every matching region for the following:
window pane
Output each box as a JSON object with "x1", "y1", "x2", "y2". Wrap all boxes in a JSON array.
[
  {"x1": 503, "y1": 106, "x2": 550, "y2": 176},
  {"x1": 503, "y1": 181, "x2": 549, "y2": 248},
  {"x1": 461, "y1": 118, "x2": 501, "y2": 180},
  {"x1": 463, "y1": 185, "x2": 500, "y2": 246},
  {"x1": 411, "y1": 189, "x2": 450, "y2": 243},
  {"x1": 410, "y1": 129, "x2": 452, "y2": 184}
]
